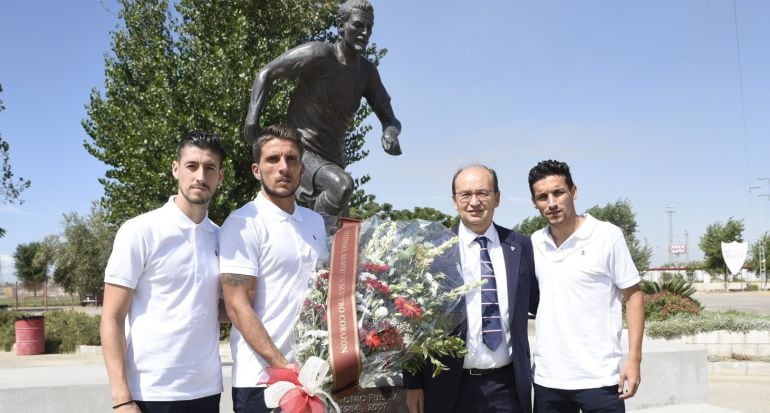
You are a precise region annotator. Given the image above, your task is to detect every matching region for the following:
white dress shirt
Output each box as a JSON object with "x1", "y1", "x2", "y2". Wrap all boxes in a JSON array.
[{"x1": 458, "y1": 222, "x2": 513, "y2": 369}]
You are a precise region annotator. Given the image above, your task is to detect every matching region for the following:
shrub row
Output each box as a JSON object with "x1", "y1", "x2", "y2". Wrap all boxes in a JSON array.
[
  {"x1": 0, "y1": 310, "x2": 101, "y2": 353},
  {"x1": 643, "y1": 291, "x2": 702, "y2": 322},
  {"x1": 646, "y1": 310, "x2": 770, "y2": 339}
]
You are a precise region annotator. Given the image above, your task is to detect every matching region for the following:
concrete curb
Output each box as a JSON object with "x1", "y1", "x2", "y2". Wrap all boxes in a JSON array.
[{"x1": 709, "y1": 360, "x2": 770, "y2": 376}]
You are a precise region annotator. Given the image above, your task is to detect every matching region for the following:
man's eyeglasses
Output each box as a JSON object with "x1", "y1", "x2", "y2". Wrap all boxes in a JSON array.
[{"x1": 454, "y1": 190, "x2": 496, "y2": 203}]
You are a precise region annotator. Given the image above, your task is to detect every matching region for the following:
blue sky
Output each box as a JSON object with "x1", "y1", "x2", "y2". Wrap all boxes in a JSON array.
[{"x1": 2, "y1": 0, "x2": 770, "y2": 281}]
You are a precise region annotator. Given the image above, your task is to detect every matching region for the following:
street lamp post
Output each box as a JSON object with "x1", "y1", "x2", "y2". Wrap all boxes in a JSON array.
[
  {"x1": 751, "y1": 180, "x2": 770, "y2": 288},
  {"x1": 666, "y1": 205, "x2": 676, "y2": 264}
]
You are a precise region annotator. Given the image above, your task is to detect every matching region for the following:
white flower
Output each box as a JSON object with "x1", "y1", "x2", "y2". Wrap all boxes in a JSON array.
[
  {"x1": 359, "y1": 272, "x2": 375, "y2": 280},
  {"x1": 374, "y1": 307, "x2": 389, "y2": 318}
]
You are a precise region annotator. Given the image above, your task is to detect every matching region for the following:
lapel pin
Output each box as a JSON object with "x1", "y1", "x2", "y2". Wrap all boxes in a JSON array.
[{"x1": 510, "y1": 245, "x2": 516, "y2": 252}]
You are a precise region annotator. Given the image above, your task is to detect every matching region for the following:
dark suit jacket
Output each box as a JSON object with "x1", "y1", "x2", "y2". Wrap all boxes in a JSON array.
[{"x1": 403, "y1": 224, "x2": 540, "y2": 413}]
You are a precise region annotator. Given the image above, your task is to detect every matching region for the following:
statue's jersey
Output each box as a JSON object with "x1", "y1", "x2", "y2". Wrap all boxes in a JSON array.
[{"x1": 282, "y1": 42, "x2": 392, "y2": 167}]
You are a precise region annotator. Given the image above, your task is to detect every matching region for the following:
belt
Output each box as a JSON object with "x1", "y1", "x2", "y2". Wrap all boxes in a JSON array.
[{"x1": 464, "y1": 363, "x2": 513, "y2": 376}]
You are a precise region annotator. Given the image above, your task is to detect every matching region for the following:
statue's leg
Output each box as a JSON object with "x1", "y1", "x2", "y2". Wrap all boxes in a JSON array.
[{"x1": 313, "y1": 163, "x2": 354, "y2": 217}]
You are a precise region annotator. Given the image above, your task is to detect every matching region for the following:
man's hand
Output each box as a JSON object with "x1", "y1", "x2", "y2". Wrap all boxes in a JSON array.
[
  {"x1": 405, "y1": 389, "x2": 424, "y2": 413},
  {"x1": 618, "y1": 358, "x2": 641, "y2": 399},
  {"x1": 381, "y1": 127, "x2": 402, "y2": 155}
]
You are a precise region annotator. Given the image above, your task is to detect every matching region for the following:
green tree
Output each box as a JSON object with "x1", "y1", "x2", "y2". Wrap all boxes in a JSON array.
[
  {"x1": 511, "y1": 215, "x2": 547, "y2": 236},
  {"x1": 84, "y1": 0, "x2": 382, "y2": 226},
  {"x1": 698, "y1": 217, "x2": 744, "y2": 284},
  {"x1": 48, "y1": 202, "x2": 116, "y2": 298},
  {"x1": 587, "y1": 199, "x2": 652, "y2": 272},
  {"x1": 0, "y1": 83, "x2": 32, "y2": 237},
  {"x1": 350, "y1": 197, "x2": 459, "y2": 229},
  {"x1": 512, "y1": 199, "x2": 652, "y2": 271},
  {"x1": 13, "y1": 242, "x2": 49, "y2": 295},
  {"x1": 746, "y1": 232, "x2": 769, "y2": 281}
]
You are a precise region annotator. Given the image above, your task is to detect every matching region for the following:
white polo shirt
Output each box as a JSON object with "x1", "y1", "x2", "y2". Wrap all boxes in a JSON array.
[
  {"x1": 458, "y1": 222, "x2": 513, "y2": 369},
  {"x1": 104, "y1": 197, "x2": 223, "y2": 401},
  {"x1": 219, "y1": 192, "x2": 328, "y2": 387},
  {"x1": 532, "y1": 214, "x2": 640, "y2": 390}
]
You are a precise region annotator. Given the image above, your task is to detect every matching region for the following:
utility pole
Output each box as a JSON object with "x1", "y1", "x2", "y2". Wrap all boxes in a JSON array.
[
  {"x1": 666, "y1": 205, "x2": 676, "y2": 265},
  {"x1": 751, "y1": 179, "x2": 769, "y2": 288}
]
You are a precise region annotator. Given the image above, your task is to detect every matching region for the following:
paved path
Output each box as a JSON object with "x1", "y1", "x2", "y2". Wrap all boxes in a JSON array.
[
  {"x1": 707, "y1": 374, "x2": 770, "y2": 413},
  {"x1": 694, "y1": 291, "x2": 770, "y2": 315},
  {"x1": 1, "y1": 351, "x2": 766, "y2": 413}
]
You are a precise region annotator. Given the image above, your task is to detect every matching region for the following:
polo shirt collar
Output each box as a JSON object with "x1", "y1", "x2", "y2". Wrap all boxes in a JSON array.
[
  {"x1": 255, "y1": 191, "x2": 305, "y2": 223},
  {"x1": 572, "y1": 213, "x2": 598, "y2": 240},
  {"x1": 538, "y1": 213, "x2": 597, "y2": 247},
  {"x1": 163, "y1": 196, "x2": 216, "y2": 232}
]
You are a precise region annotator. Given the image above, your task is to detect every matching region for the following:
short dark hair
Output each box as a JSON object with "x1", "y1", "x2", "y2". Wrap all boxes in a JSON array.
[
  {"x1": 338, "y1": 0, "x2": 374, "y2": 25},
  {"x1": 451, "y1": 165, "x2": 499, "y2": 194},
  {"x1": 177, "y1": 131, "x2": 225, "y2": 167},
  {"x1": 252, "y1": 124, "x2": 304, "y2": 163},
  {"x1": 528, "y1": 159, "x2": 575, "y2": 196}
]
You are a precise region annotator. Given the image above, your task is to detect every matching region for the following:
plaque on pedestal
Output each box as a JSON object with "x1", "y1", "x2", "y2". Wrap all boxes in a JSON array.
[{"x1": 337, "y1": 387, "x2": 406, "y2": 413}]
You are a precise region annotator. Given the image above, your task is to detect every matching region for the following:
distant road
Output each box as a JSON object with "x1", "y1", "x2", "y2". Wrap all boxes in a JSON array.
[
  {"x1": 693, "y1": 291, "x2": 770, "y2": 316},
  {"x1": 13, "y1": 291, "x2": 770, "y2": 318}
]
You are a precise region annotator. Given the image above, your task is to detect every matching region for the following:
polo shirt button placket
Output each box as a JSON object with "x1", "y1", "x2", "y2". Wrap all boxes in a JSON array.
[{"x1": 192, "y1": 227, "x2": 200, "y2": 280}]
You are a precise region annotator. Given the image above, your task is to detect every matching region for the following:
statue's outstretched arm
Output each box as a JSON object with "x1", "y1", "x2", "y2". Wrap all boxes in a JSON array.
[{"x1": 367, "y1": 69, "x2": 402, "y2": 156}]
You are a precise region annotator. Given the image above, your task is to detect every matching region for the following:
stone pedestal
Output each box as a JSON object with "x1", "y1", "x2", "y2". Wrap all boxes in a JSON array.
[{"x1": 337, "y1": 387, "x2": 406, "y2": 412}]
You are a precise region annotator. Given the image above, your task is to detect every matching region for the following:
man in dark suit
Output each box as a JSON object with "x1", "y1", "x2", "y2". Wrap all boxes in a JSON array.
[{"x1": 404, "y1": 165, "x2": 539, "y2": 413}]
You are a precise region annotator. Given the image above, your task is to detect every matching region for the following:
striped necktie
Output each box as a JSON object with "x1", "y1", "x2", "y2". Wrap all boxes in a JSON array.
[{"x1": 476, "y1": 236, "x2": 503, "y2": 351}]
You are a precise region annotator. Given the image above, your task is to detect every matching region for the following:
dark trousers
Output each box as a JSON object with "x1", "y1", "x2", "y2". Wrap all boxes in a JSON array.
[
  {"x1": 232, "y1": 387, "x2": 267, "y2": 413},
  {"x1": 135, "y1": 393, "x2": 220, "y2": 413},
  {"x1": 453, "y1": 364, "x2": 522, "y2": 413},
  {"x1": 534, "y1": 384, "x2": 625, "y2": 413}
]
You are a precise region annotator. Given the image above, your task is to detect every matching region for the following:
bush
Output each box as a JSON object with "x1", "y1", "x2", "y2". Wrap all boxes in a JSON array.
[
  {"x1": 643, "y1": 291, "x2": 701, "y2": 321},
  {"x1": 0, "y1": 310, "x2": 23, "y2": 351},
  {"x1": 1, "y1": 310, "x2": 102, "y2": 353},
  {"x1": 646, "y1": 311, "x2": 770, "y2": 338},
  {"x1": 745, "y1": 283, "x2": 759, "y2": 291},
  {"x1": 43, "y1": 310, "x2": 101, "y2": 353},
  {"x1": 220, "y1": 322, "x2": 231, "y2": 341},
  {"x1": 641, "y1": 278, "x2": 697, "y2": 299}
]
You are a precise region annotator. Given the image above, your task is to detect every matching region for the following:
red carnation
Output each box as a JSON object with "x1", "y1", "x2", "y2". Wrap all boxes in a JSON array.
[
  {"x1": 394, "y1": 297, "x2": 423, "y2": 319},
  {"x1": 363, "y1": 330, "x2": 382, "y2": 350},
  {"x1": 362, "y1": 327, "x2": 403, "y2": 352},
  {"x1": 361, "y1": 263, "x2": 390, "y2": 274},
  {"x1": 377, "y1": 326, "x2": 404, "y2": 350},
  {"x1": 374, "y1": 263, "x2": 390, "y2": 273},
  {"x1": 363, "y1": 278, "x2": 392, "y2": 295}
]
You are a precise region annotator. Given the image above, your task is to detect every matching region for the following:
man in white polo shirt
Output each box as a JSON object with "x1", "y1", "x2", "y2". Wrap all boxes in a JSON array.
[
  {"x1": 219, "y1": 124, "x2": 328, "y2": 413},
  {"x1": 527, "y1": 159, "x2": 644, "y2": 413},
  {"x1": 101, "y1": 131, "x2": 226, "y2": 412}
]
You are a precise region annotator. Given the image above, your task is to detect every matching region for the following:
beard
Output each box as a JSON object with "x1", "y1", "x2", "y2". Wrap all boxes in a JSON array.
[
  {"x1": 261, "y1": 179, "x2": 299, "y2": 199},
  {"x1": 180, "y1": 185, "x2": 212, "y2": 205}
]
